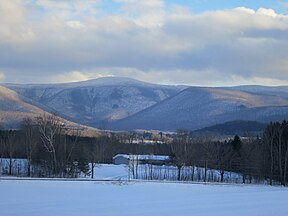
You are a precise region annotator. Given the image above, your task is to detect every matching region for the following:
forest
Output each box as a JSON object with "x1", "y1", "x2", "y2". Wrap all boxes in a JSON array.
[{"x1": 0, "y1": 113, "x2": 288, "y2": 186}]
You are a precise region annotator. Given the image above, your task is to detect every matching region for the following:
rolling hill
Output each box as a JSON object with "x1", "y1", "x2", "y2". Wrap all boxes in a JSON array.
[
  {"x1": 111, "y1": 86, "x2": 288, "y2": 131},
  {"x1": 0, "y1": 86, "x2": 45, "y2": 128},
  {"x1": 4, "y1": 77, "x2": 184, "y2": 128},
  {"x1": 193, "y1": 120, "x2": 267, "y2": 136},
  {"x1": 1, "y1": 77, "x2": 288, "y2": 132}
]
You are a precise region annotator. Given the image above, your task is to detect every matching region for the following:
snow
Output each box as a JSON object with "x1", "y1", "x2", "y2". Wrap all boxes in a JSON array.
[
  {"x1": 0, "y1": 158, "x2": 28, "y2": 176},
  {"x1": 113, "y1": 154, "x2": 170, "y2": 161},
  {"x1": 89, "y1": 164, "x2": 129, "y2": 180},
  {"x1": 90, "y1": 164, "x2": 246, "y2": 183},
  {"x1": 0, "y1": 161, "x2": 251, "y2": 183},
  {"x1": 0, "y1": 179, "x2": 287, "y2": 216}
]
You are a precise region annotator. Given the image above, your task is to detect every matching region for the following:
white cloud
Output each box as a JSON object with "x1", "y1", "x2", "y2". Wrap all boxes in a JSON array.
[
  {"x1": 230, "y1": 75, "x2": 288, "y2": 86},
  {"x1": 256, "y1": 8, "x2": 278, "y2": 17},
  {"x1": 1, "y1": 1, "x2": 288, "y2": 86},
  {"x1": 66, "y1": 20, "x2": 86, "y2": 29},
  {"x1": 0, "y1": 72, "x2": 6, "y2": 82},
  {"x1": 51, "y1": 71, "x2": 113, "y2": 83},
  {"x1": 114, "y1": 0, "x2": 165, "y2": 28},
  {"x1": 49, "y1": 67, "x2": 288, "y2": 87},
  {"x1": 35, "y1": 0, "x2": 101, "y2": 20},
  {"x1": 0, "y1": 0, "x2": 34, "y2": 44}
]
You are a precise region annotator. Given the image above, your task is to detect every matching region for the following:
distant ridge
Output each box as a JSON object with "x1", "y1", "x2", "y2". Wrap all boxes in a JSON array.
[
  {"x1": 111, "y1": 86, "x2": 288, "y2": 131},
  {"x1": 0, "y1": 86, "x2": 45, "y2": 127},
  {"x1": 193, "y1": 120, "x2": 267, "y2": 136},
  {"x1": 1, "y1": 77, "x2": 288, "y2": 131},
  {"x1": 2, "y1": 77, "x2": 184, "y2": 128}
]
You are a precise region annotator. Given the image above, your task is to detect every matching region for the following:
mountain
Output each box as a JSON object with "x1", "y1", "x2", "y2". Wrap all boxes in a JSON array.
[
  {"x1": 0, "y1": 86, "x2": 45, "y2": 128},
  {"x1": 111, "y1": 87, "x2": 288, "y2": 131},
  {"x1": 1, "y1": 77, "x2": 288, "y2": 132},
  {"x1": 4, "y1": 77, "x2": 185, "y2": 127},
  {"x1": 194, "y1": 120, "x2": 267, "y2": 136},
  {"x1": 231, "y1": 85, "x2": 288, "y2": 99},
  {"x1": 0, "y1": 85, "x2": 100, "y2": 137}
]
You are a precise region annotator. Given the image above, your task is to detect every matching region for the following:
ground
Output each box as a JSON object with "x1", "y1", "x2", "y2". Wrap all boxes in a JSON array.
[{"x1": 0, "y1": 179, "x2": 287, "y2": 216}]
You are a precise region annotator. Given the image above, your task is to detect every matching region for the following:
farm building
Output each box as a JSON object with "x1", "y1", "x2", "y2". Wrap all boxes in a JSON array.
[{"x1": 113, "y1": 154, "x2": 171, "y2": 165}]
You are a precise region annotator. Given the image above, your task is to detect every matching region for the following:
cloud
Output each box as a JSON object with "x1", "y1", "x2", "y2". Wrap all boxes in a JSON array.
[
  {"x1": 51, "y1": 71, "x2": 113, "y2": 83},
  {"x1": 113, "y1": 0, "x2": 165, "y2": 27},
  {"x1": 1, "y1": 1, "x2": 288, "y2": 86},
  {"x1": 230, "y1": 75, "x2": 288, "y2": 86},
  {"x1": 0, "y1": 71, "x2": 6, "y2": 82},
  {"x1": 0, "y1": 0, "x2": 35, "y2": 45},
  {"x1": 34, "y1": 0, "x2": 102, "y2": 23}
]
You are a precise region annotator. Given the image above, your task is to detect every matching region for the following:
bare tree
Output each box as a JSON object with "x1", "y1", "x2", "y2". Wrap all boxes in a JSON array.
[
  {"x1": 21, "y1": 117, "x2": 39, "y2": 177},
  {"x1": 240, "y1": 138, "x2": 262, "y2": 184},
  {"x1": 274, "y1": 121, "x2": 288, "y2": 186},
  {"x1": 263, "y1": 122, "x2": 277, "y2": 185},
  {"x1": 89, "y1": 141, "x2": 101, "y2": 179},
  {"x1": 36, "y1": 113, "x2": 64, "y2": 175},
  {"x1": 211, "y1": 141, "x2": 232, "y2": 182},
  {"x1": 171, "y1": 130, "x2": 189, "y2": 181},
  {"x1": 1, "y1": 130, "x2": 17, "y2": 175},
  {"x1": 263, "y1": 121, "x2": 288, "y2": 186},
  {"x1": 62, "y1": 131, "x2": 81, "y2": 177}
]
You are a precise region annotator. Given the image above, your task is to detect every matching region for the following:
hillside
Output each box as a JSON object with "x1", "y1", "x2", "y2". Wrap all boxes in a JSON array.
[
  {"x1": 1, "y1": 77, "x2": 288, "y2": 132},
  {"x1": 194, "y1": 120, "x2": 267, "y2": 136},
  {"x1": 0, "y1": 86, "x2": 45, "y2": 128},
  {"x1": 5, "y1": 77, "x2": 184, "y2": 127},
  {"x1": 231, "y1": 85, "x2": 288, "y2": 99},
  {"x1": 111, "y1": 87, "x2": 288, "y2": 131}
]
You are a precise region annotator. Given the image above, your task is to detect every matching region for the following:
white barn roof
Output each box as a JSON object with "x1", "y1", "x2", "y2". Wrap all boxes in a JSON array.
[{"x1": 113, "y1": 154, "x2": 170, "y2": 161}]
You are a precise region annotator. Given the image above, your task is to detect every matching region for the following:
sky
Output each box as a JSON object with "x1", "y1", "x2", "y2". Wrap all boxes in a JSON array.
[{"x1": 1, "y1": 0, "x2": 288, "y2": 86}]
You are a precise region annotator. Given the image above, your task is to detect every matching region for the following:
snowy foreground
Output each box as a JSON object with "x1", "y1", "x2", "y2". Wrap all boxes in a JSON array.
[{"x1": 0, "y1": 180, "x2": 288, "y2": 216}]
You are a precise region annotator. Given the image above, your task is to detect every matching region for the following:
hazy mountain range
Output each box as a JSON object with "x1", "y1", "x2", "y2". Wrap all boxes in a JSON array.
[
  {"x1": 194, "y1": 120, "x2": 267, "y2": 136},
  {"x1": 1, "y1": 77, "x2": 288, "y2": 132}
]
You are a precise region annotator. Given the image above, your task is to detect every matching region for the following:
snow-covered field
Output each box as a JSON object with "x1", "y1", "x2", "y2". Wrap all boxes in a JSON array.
[
  {"x1": 0, "y1": 161, "x2": 263, "y2": 183},
  {"x1": 0, "y1": 179, "x2": 287, "y2": 216}
]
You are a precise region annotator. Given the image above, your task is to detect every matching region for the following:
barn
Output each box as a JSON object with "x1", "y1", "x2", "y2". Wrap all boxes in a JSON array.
[{"x1": 113, "y1": 154, "x2": 171, "y2": 165}]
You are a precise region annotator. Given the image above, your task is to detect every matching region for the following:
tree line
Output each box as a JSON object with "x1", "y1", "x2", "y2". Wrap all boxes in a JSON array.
[
  {"x1": 0, "y1": 113, "x2": 287, "y2": 186},
  {"x1": 0, "y1": 114, "x2": 170, "y2": 178},
  {"x1": 169, "y1": 121, "x2": 288, "y2": 186}
]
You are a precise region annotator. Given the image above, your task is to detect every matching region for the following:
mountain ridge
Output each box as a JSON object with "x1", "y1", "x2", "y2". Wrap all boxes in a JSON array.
[
  {"x1": 1, "y1": 77, "x2": 288, "y2": 131},
  {"x1": 110, "y1": 85, "x2": 288, "y2": 131},
  {"x1": 2, "y1": 77, "x2": 185, "y2": 128}
]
